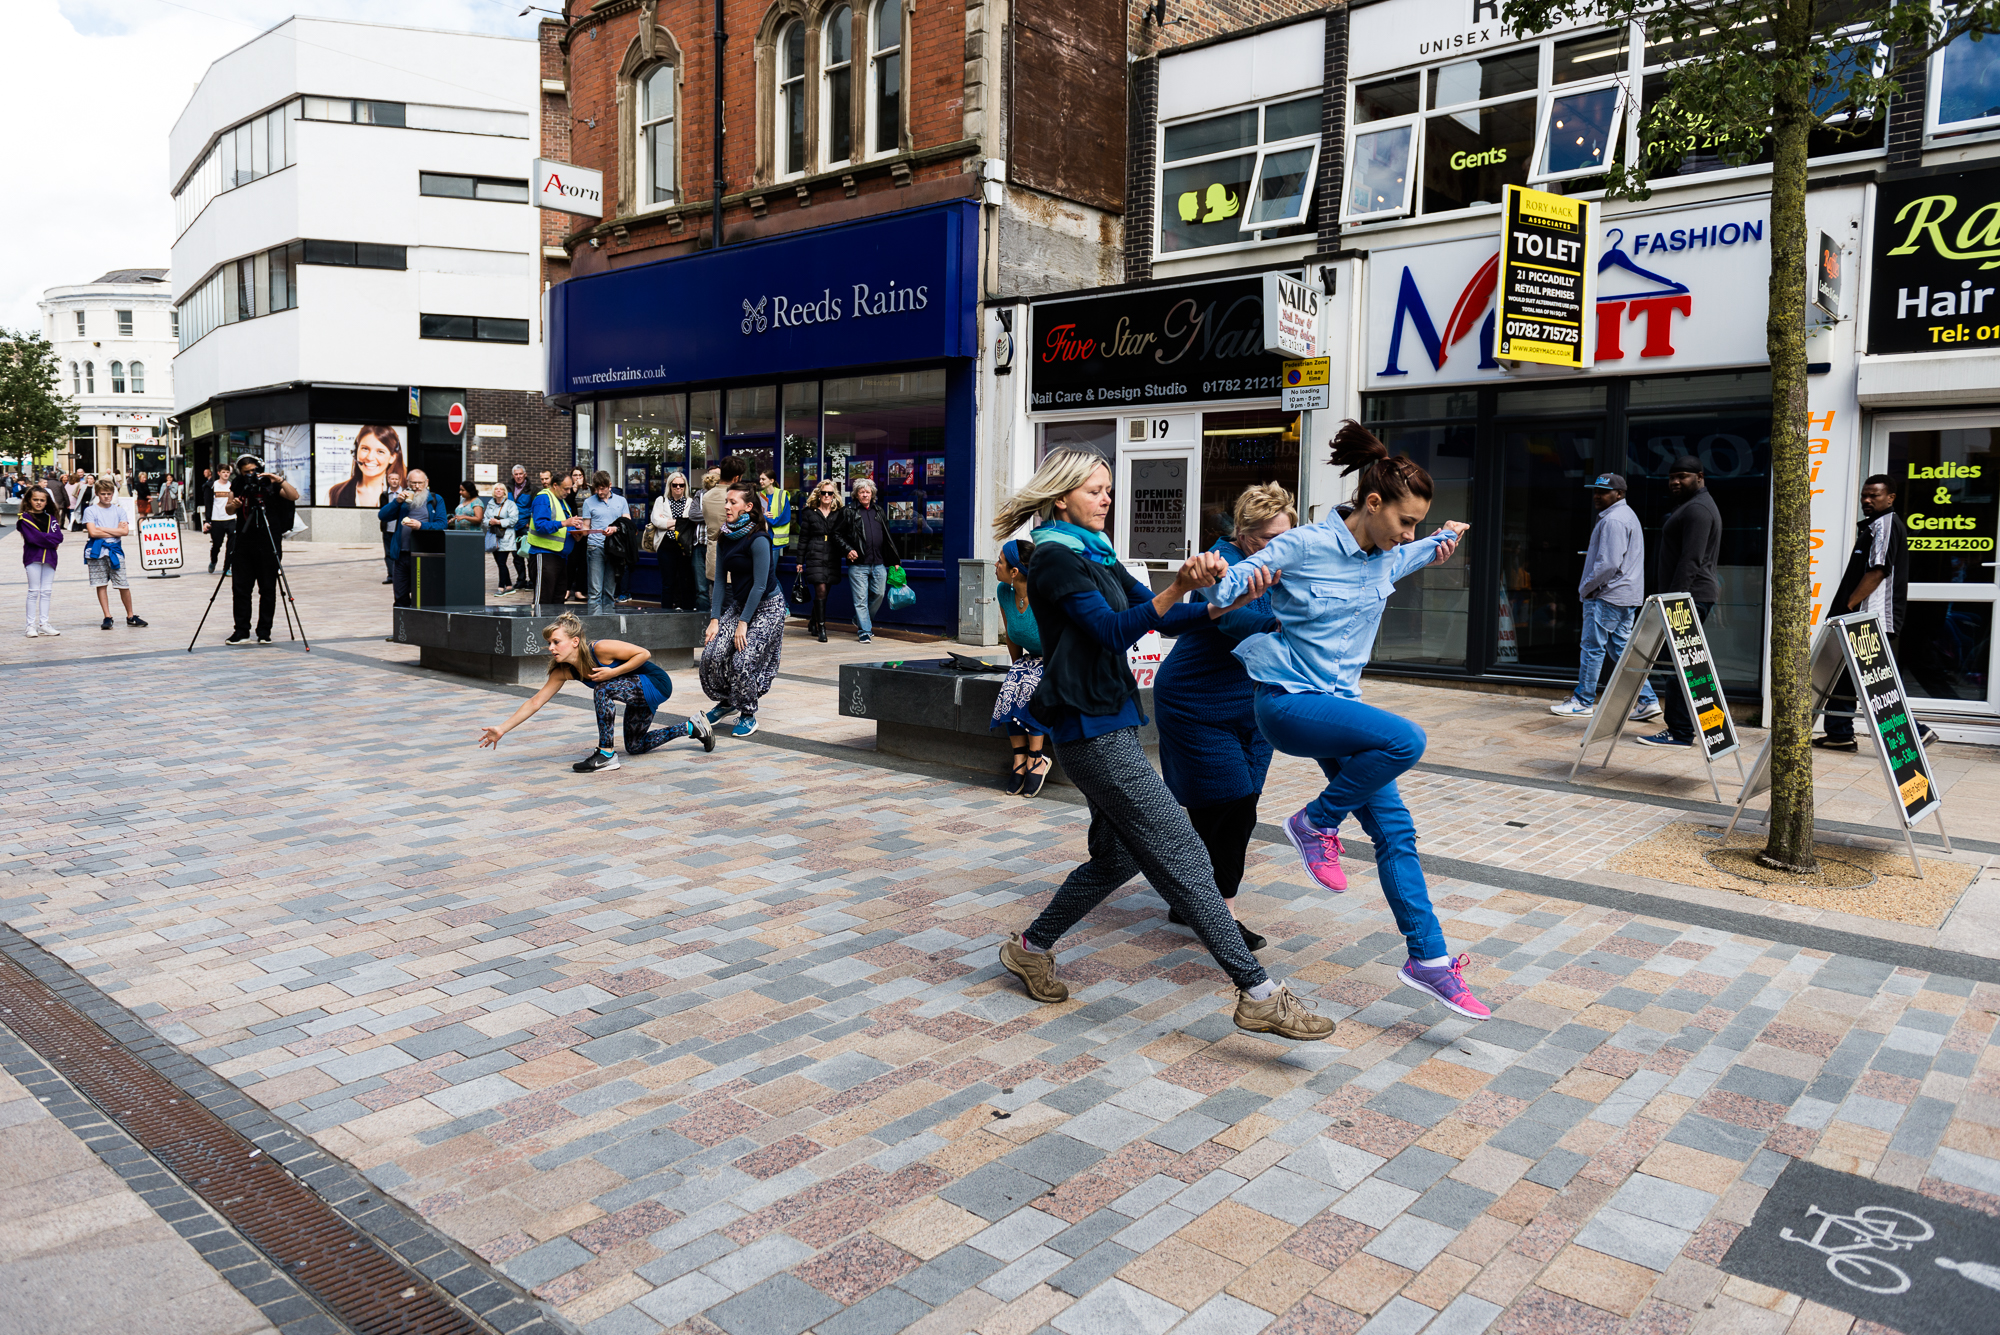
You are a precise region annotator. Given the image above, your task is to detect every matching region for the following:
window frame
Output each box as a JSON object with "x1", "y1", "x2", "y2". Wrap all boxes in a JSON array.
[
  {"x1": 1529, "y1": 77, "x2": 1630, "y2": 184},
  {"x1": 110, "y1": 361, "x2": 125, "y2": 394},
  {"x1": 74, "y1": 311, "x2": 86, "y2": 337},
  {"x1": 1926, "y1": 22, "x2": 2000, "y2": 137},
  {"x1": 84, "y1": 361, "x2": 94, "y2": 395},
  {"x1": 419, "y1": 314, "x2": 531, "y2": 344},
  {"x1": 868, "y1": 0, "x2": 903, "y2": 159},
  {"x1": 130, "y1": 361, "x2": 145, "y2": 394},
  {"x1": 822, "y1": 5, "x2": 856, "y2": 168},
  {"x1": 1155, "y1": 93, "x2": 1326, "y2": 260},
  {"x1": 116, "y1": 309, "x2": 134, "y2": 337},
  {"x1": 637, "y1": 63, "x2": 678, "y2": 209},
  {"x1": 776, "y1": 19, "x2": 809, "y2": 181}
]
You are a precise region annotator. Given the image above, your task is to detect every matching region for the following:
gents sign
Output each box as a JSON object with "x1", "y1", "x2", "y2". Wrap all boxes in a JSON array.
[
  {"x1": 1839, "y1": 612, "x2": 1939, "y2": 823},
  {"x1": 1497, "y1": 185, "x2": 1591, "y2": 367},
  {"x1": 1661, "y1": 593, "x2": 1736, "y2": 760},
  {"x1": 1869, "y1": 161, "x2": 2000, "y2": 354},
  {"x1": 1030, "y1": 276, "x2": 1279, "y2": 410}
]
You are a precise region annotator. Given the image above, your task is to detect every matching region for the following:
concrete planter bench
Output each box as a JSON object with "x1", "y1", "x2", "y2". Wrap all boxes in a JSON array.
[
  {"x1": 837, "y1": 658, "x2": 1157, "y2": 788},
  {"x1": 392, "y1": 604, "x2": 708, "y2": 684}
]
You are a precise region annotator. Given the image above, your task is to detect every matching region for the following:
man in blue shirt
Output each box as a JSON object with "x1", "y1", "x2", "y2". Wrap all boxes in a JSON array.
[
  {"x1": 1552, "y1": 473, "x2": 1661, "y2": 722},
  {"x1": 579, "y1": 471, "x2": 629, "y2": 607},
  {"x1": 377, "y1": 469, "x2": 449, "y2": 608}
]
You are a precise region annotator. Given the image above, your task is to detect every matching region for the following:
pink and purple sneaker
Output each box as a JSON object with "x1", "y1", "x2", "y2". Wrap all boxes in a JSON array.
[
  {"x1": 1284, "y1": 809, "x2": 1348, "y2": 893},
  {"x1": 1399, "y1": 954, "x2": 1491, "y2": 1020}
]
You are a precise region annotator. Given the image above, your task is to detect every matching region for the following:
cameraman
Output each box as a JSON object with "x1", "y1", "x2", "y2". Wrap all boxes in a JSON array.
[{"x1": 224, "y1": 454, "x2": 299, "y2": 645}]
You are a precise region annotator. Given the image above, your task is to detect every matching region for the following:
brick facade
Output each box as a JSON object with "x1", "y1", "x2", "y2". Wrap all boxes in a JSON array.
[
  {"x1": 1888, "y1": 55, "x2": 1927, "y2": 170},
  {"x1": 465, "y1": 388, "x2": 577, "y2": 482},
  {"x1": 1125, "y1": 56, "x2": 1159, "y2": 283},
  {"x1": 541, "y1": 20, "x2": 575, "y2": 292},
  {"x1": 1127, "y1": 0, "x2": 1331, "y2": 64}
]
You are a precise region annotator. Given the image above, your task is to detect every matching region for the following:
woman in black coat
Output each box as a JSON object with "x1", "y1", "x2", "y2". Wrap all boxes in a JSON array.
[{"x1": 796, "y1": 481, "x2": 845, "y2": 642}]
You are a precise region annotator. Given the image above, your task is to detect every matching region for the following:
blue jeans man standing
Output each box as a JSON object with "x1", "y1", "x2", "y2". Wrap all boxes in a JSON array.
[{"x1": 1552, "y1": 474, "x2": 1661, "y2": 721}]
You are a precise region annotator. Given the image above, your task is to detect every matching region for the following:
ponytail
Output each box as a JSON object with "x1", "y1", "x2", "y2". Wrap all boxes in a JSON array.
[{"x1": 1328, "y1": 420, "x2": 1433, "y2": 508}]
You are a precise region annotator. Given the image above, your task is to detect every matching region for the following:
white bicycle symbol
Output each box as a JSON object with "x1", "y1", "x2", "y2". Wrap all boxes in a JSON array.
[{"x1": 1781, "y1": 1204, "x2": 1935, "y2": 1294}]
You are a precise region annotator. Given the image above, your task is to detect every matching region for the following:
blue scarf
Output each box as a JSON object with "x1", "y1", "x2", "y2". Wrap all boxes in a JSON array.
[
  {"x1": 722, "y1": 513, "x2": 755, "y2": 540},
  {"x1": 1033, "y1": 520, "x2": 1119, "y2": 566}
]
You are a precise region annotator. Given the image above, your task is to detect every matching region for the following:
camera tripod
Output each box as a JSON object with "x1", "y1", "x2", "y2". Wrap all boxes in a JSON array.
[{"x1": 186, "y1": 495, "x2": 311, "y2": 652}]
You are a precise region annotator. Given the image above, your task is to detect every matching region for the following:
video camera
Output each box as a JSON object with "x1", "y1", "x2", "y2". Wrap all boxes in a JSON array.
[{"x1": 231, "y1": 460, "x2": 284, "y2": 510}]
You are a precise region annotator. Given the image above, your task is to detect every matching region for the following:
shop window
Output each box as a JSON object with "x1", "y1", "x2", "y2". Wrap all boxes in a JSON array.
[
  {"x1": 1932, "y1": 28, "x2": 2000, "y2": 135},
  {"x1": 1038, "y1": 419, "x2": 1116, "y2": 464},
  {"x1": 689, "y1": 391, "x2": 720, "y2": 480},
  {"x1": 605, "y1": 395, "x2": 689, "y2": 501},
  {"x1": 870, "y1": 0, "x2": 902, "y2": 155},
  {"x1": 782, "y1": 382, "x2": 820, "y2": 493},
  {"x1": 130, "y1": 362, "x2": 144, "y2": 394},
  {"x1": 1373, "y1": 422, "x2": 1475, "y2": 668},
  {"x1": 823, "y1": 370, "x2": 947, "y2": 561},
  {"x1": 823, "y1": 5, "x2": 854, "y2": 167},
  {"x1": 639, "y1": 65, "x2": 677, "y2": 205},
  {"x1": 1159, "y1": 94, "x2": 1322, "y2": 255},
  {"x1": 1421, "y1": 52, "x2": 1536, "y2": 214},
  {"x1": 110, "y1": 362, "x2": 125, "y2": 394},
  {"x1": 778, "y1": 21, "x2": 808, "y2": 178},
  {"x1": 1885, "y1": 425, "x2": 1999, "y2": 705},
  {"x1": 1535, "y1": 34, "x2": 1628, "y2": 184},
  {"x1": 1198, "y1": 409, "x2": 1300, "y2": 553}
]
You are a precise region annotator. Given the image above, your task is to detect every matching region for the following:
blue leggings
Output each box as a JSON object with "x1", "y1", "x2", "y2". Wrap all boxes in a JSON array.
[
  {"x1": 1253, "y1": 686, "x2": 1446, "y2": 961},
  {"x1": 593, "y1": 675, "x2": 682, "y2": 754}
]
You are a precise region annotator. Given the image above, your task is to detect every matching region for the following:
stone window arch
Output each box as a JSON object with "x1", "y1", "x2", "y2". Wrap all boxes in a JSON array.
[{"x1": 618, "y1": 20, "x2": 685, "y2": 215}]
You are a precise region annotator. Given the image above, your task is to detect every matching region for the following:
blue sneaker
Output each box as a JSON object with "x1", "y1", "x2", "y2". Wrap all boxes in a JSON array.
[
  {"x1": 732, "y1": 715, "x2": 759, "y2": 738},
  {"x1": 1633, "y1": 730, "x2": 1692, "y2": 748},
  {"x1": 705, "y1": 704, "x2": 737, "y2": 725}
]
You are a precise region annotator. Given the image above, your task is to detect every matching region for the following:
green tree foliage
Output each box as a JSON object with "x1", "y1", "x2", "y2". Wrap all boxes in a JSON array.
[
  {"x1": 1502, "y1": 0, "x2": 2000, "y2": 871},
  {"x1": 0, "y1": 328, "x2": 76, "y2": 469}
]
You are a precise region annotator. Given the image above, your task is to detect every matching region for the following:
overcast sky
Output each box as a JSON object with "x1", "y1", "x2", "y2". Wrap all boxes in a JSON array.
[{"x1": 1, "y1": 0, "x2": 540, "y2": 333}]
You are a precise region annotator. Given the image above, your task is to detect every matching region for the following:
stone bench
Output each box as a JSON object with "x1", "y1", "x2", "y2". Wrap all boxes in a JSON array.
[
  {"x1": 837, "y1": 658, "x2": 1157, "y2": 788},
  {"x1": 392, "y1": 604, "x2": 708, "y2": 684}
]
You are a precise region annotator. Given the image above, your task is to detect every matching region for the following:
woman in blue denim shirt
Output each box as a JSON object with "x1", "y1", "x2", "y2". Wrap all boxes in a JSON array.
[{"x1": 1203, "y1": 422, "x2": 1488, "y2": 1021}]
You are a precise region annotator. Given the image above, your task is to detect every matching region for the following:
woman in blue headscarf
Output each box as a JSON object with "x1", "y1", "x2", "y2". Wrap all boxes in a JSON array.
[{"x1": 989, "y1": 537, "x2": 1051, "y2": 796}]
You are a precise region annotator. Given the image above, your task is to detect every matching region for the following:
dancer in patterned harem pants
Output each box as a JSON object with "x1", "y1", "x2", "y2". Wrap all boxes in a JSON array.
[
  {"x1": 700, "y1": 589, "x2": 786, "y2": 723},
  {"x1": 701, "y1": 479, "x2": 787, "y2": 738}
]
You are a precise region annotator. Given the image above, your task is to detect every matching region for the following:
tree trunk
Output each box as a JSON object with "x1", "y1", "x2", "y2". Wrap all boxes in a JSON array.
[{"x1": 1760, "y1": 0, "x2": 1819, "y2": 874}]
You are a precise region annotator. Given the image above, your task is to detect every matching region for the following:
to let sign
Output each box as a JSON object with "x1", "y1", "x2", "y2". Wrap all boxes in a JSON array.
[
  {"x1": 1262, "y1": 272, "x2": 1320, "y2": 358},
  {"x1": 1497, "y1": 185, "x2": 1592, "y2": 368}
]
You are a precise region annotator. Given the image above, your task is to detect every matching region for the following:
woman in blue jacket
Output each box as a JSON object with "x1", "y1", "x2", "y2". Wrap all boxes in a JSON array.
[
  {"x1": 991, "y1": 448, "x2": 1332, "y2": 1042},
  {"x1": 1202, "y1": 422, "x2": 1486, "y2": 1020},
  {"x1": 1152, "y1": 482, "x2": 1293, "y2": 952}
]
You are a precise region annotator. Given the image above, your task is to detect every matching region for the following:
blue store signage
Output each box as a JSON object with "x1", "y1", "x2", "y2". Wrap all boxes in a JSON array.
[{"x1": 546, "y1": 200, "x2": 980, "y2": 398}]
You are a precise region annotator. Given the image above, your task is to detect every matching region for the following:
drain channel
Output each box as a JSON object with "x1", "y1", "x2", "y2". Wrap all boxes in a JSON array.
[{"x1": 0, "y1": 954, "x2": 493, "y2": 1335}]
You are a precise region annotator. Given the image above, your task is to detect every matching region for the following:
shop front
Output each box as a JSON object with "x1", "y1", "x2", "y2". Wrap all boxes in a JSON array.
[
  {"x1": 1858, "y1": 161, "x2": 2000, "y2": 731},
  {"x1": 1025, "y1": 273, "x2": 1318, "y2": 566},
  {"x1": 1352, "y1": 186, "x2": 1867, "y2": 707},
  {"x1": 546, "y1": 201, "x2": 979, "y2": 631}
]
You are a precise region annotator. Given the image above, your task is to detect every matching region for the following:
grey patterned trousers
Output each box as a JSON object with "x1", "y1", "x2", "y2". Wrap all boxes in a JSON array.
[
  {"x1": 1025, "y1": 727, "x2": 1268, "y2": 991},
  {"x1": 699, "y1": 592, "x2": 787, "y2": 716}
]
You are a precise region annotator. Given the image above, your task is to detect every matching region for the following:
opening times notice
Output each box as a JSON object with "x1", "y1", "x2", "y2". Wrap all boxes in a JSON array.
[{"x1": 1498, "y1": 185, "x2": 1591, "y2": 368}]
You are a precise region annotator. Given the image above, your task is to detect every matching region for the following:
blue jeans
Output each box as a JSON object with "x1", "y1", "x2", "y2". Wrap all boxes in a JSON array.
[
  {"x1": 1575, "y1": 599, "x2": 1659, "y2": 710},
  {"x1": 1253, "y1": 686, "x2": 1447, "y2": 961},
  {"x1": 587, "y1": 546, "x2": 610, "y2": 604},
  {"x1": 692, "y1": 545, "x2": 710, "y2": 606},
  {"x1": 849, "y1": 563, "x2": 889, "y2": 636}
]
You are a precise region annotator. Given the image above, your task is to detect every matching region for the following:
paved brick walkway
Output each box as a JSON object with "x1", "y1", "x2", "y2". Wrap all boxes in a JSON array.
[{"x1": 6, "y1": 540, "x2": 2000, "y2": 1335}]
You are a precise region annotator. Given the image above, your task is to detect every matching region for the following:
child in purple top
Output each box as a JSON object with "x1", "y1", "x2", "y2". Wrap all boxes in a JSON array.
[{"x1": 18, "y1": 484, "x2": 63, "y2": 637}]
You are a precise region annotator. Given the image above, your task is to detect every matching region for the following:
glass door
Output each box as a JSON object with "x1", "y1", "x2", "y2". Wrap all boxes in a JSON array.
[
  {"x1": 1873, "y1": 415, "x2": 2000, "y2": 715},
  {"x1": 1496, "y1": 418, "x2": 1606, "y2": 674},
  {"x1": 1116, "y1": 414, "x2": 1198, "y2": 562}
]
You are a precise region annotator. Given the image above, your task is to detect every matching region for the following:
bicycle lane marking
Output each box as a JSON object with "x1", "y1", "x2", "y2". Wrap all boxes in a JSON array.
[{"x1": 1722, "y1": 1157, "x2": 2000, "y2": 1330}]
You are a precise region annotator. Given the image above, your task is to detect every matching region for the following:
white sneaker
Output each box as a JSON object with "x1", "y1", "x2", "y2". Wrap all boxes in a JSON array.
[
  {"x1": 1549, "y1": 697, "x2": 1595, "y2": 717},
  {"x1": 1629, "y1": 700, "x2": 1663, "y2": 723},
  {"x1": 23, "y1": 627, "x2": 37, "y2": 638},
  {"x1": 37, "y1": 623, "x2": 59, "y2": 637}
]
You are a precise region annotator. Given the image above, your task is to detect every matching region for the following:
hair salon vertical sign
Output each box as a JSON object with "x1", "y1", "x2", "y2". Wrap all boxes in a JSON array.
[{"x1": 1497, "y1": 185, "x2": 1594, "y2": 369}]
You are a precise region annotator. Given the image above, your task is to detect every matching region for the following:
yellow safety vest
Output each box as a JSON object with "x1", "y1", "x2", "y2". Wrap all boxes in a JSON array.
[{"x1": 523, "y1": 488, "x2": 570, "y2": 553}]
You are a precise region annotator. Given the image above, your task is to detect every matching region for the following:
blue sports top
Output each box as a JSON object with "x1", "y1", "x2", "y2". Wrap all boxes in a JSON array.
[
  {"x1": 997, "y1": 581, "x2": 1043, "y2": 656},
  {"x1": 1203, "y1": 517, "x2": 1448, "y2": 699}
]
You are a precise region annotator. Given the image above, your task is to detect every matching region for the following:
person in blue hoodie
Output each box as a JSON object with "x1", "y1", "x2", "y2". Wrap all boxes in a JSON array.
[
  {"x1": 1152, "y1": 481, "x2": 1292, "y2": 953},
  {"x1": 377, "y1": 468, "x2": 450, "y2": 608}
]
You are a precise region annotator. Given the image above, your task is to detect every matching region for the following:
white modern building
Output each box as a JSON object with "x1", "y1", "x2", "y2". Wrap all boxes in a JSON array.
[
  {"x1": 39, "y1": 269, "x2": 179, "y2": 476},
  {"x1": 169, "y1": 17, "x2": 561, "y2": 541}
]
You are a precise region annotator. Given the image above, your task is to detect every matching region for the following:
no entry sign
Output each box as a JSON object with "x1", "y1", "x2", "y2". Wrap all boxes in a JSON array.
[{"x1": 448, "y1": 403, "x2": 466, "y2": 436}]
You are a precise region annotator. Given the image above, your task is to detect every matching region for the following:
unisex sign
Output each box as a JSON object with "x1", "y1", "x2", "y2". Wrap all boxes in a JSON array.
[
  {"x1": 1869, "y1": 160, "x2": 2000, "y2": 354},
  {"x1": 547, "y1": 200, "x2": 977, "y2": 397},
  {"x1": 1838, "y1": 612, "x2": 1939, "y2": 823},
  {"x1": 1660, "y1": 593, "x2": 1736, "y2": 759},
  {"x1": 1030, "y1": 275, "x2": 1280, "y2": 410},
  {"x1": 1497, "y1": 185, "x2": 1592, "y2": 367}
]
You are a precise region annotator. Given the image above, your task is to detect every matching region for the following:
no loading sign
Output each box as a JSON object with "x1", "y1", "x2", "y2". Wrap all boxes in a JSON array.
[{"x1": 1721, "y1": 1158, "x2": 2000, "y2": 1331}]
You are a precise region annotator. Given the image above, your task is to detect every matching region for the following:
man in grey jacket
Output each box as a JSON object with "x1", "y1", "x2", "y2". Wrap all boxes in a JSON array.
[{"x1": 1552, "y1": 472, "x2": 1661, "y2": 720}]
